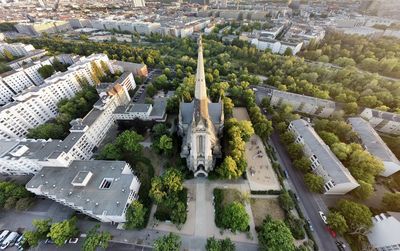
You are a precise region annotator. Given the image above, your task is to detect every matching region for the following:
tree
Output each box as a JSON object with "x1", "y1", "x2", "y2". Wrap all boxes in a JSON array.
[
  {"x1": 115, "y1": 130, "x2": 144, "y2": 154},
  {"x1": 82, "y1": 224, "x2": 111, "y2": 251},
  {"x1": 352, "y1": 180, "x2": 374, "y2": 200},
  {"x1": 98, "y1": 143, "x2": 121, "y2": 160},
  {"x1": 23, "y1": 231, "x2": 40, "y2": 247},
  {"x1": 48, "y1": 217, "x2": 79, "y2": 246},
  {"x1": 205, "y1": 237, "x2": 235, "y2": 251},
  {"x1": 217, "y1": 156, "x2": 241, "y2": 179},
  {"x1": 284, "y1": 47, "x2": 293, "y2": 56},
  {"x1": 147, "y1": 84, "x2": 157, "y2": 97},
  {"x1": 318, "y1": 131, "x2": 340, "y2": 146},
  {"x1": 171, "y1": 201, "x2": 187, "y2": 225},
  {"x1": 3, "y1": 49, "x2": 14, "y2": 61},
  {"x1": 382, "y1": 192, "x2": 400, "y2": 211},
  {"x1": 293, "y1": 157, "x2": 311, "y2": 173},
  {"x1": 278, "y1": 191, "x2": 294, "y2": 212},
  {"x1": 149, "y1": 176, "x2": 167, "y2": 204},
  {"x1": 281, "y1": 131, "x2": 295, "y2": 145},
  {"x1": 327, "y1": 211, "x2": 348, "y2": 235},
  {"x1": 347, "y1": 149, "x2": 384, "y2": 184},
  {"x1": 154, "y1": 233, "x2": 181, "y2": 251},
  {"x1": 223, "y1": 97, "x2": 234, "y2": 115},
  {"x1": 26, "y1": 123, "x2": 66, "y2": 140},
  {"x1": 258, "y1": 216, "x2": 295, "y2": 251},
  {"x1": 304, "y1": 173, "x2": 324, "y2": 193},
  {"x1": 153, "y1": 74, "x2": 169, "y2": 90},
  {"x1": 158, "y1": 135, "x2": 173, "y2": 155},
  {"x1": 221, "y1": 202, "x2": 249, "y2": 232},
  {"x1": 337, "y1": 200, "x2": 372, "y2": 234},
  {"x1": 287, "y1": 143, "x2": 303, "y2": 160},
  {"x1": 331, "y1": 142, "x2": 352, "y2": 161},
  {"x1": 343, "y1": 102, "x2": 358, "y2": 115},
  {"x1": 38, "y1": 65, "x2": 55, "y2": 79},
  {"x1": 163, "y1": 168, "x2": 184, "y2": 195},
  {"x1": 285, "y1": 213, "x2": 305, "y2": 240},
  {"x1": 152, "y1": 124, "x2": 169, "y2": 139},
  {"x1": 125, "y1": 201, "x2": 147, "y2": 229}
]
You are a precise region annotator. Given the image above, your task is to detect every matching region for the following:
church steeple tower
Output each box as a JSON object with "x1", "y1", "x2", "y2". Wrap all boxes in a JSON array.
[{"x1": 193, "y1": 36, "x2": 210, "y2": 122}]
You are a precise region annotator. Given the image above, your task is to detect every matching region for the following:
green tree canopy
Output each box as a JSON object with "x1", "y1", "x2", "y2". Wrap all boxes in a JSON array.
[
  {"x1": 154, "y1": 233, "x2": 181, "y2": 251},
  {"x1": 125, "y1": 201, "x2": 147, "y2": 229},
  {"x1": 382, "y1": 192, "x2": 400, "y2": 211},
  {"x1": 304, "y1": 173, "x2": 324, "y2": 193},
  {"x1": 337, "y1": 200, "x2": 372, "y2": 234},
  {"x1": 327, "y1": 211, "x2": 348, "y2": 235},
  {"x1": 258, "y1": 216, "x2": 295, "y2": 251},
  {"x1": 221, "y1": 202, "x2": 249, "y2": 233},
  {"x1": 47, "y1": 217, "x2": 79, "y2": 246},
  {"x1": 82, "y1": 224, "x2": 111, "y2": 251},
  {"x1": 38, "y1": 65, "x2": 55, "y2": 79}
]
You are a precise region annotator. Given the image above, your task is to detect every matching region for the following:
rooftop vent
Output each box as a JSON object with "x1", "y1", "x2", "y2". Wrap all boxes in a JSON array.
[
  {"x1": 71, "y1": 171, "x2": 93, "y2": 187},
  {"x1": 99, "y1": 178, "x2": 113, "y2": 189}
]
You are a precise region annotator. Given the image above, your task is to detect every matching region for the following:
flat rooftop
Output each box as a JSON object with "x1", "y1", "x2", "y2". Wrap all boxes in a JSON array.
[
  {"x1": 273, "y1": 90, "x2": 336, "y2": 108},
  {"x1": 348, "y1": 117, "x2": 400, "y2": 165},
  {"x1": 291, "y1": 119, "x2": 358, "y2": 185},
  {"x1": 26, "y1": 160, "x2": 140, "y2": 218}
]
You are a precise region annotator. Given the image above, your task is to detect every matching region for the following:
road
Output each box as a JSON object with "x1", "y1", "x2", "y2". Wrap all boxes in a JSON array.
[{"x1": 270, "y1": 132, "x2": 339, "y2": 251}]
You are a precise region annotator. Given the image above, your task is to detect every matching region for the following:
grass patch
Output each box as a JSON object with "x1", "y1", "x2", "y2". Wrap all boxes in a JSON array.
[
  {"x1": 221, "y1": 188, "x2": 242, "y2": 206},
  {"x1": 250, "y1": 198, "x2": 285, "y2": 228}
]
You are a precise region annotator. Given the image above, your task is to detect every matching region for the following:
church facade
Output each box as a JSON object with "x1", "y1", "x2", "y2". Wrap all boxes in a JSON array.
[{"x1": 178, "y1": 37, "x2": 224, "y2": 177}]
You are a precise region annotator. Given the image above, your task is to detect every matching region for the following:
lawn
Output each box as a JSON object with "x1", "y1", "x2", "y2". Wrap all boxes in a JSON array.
[
  {"x1": 250, "y1": 198, "x2": 285, "y2": 227},
  {"x1": 221, "y1": 188, "x2": 243, "y2": 206}
]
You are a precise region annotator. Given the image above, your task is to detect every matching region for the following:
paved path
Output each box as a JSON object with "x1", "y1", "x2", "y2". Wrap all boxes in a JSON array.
[{"x1": 194, "y1": 179, "x2": 209, "y2": 237}]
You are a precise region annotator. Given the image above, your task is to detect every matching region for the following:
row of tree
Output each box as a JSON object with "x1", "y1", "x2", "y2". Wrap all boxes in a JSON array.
[
  {"x1": 301, "y1": 31, "x2": 400, "y2": 78},
  {"x1": 23, "y1": 218, "x2": 111, "y2": 251},
  {"x1": 0, "y1": 181, "x2": 34, "y2": 211},
  {"x1": 27, "y1": 84, "x2": 99, "y2": 140}
]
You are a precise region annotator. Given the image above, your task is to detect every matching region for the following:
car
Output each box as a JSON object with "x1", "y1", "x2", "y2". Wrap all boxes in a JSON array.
[
  {"x1": 335, "y1": 241, "x2": 345, "y2": 251},
  {"x1": 15, "y1": 235, "x2": 23, "y2": 246},
  {"x1": 45, "y1": 238, "x2": 54, "y2": 244},
  {"x1": 319, "y1": 211, "x2": 328, "y2": 224},
  {"x1": 283, "y1": 170, "x2": 288, "y2": 178},
  {"x1": 1, "y1": 232, "x2": 19, "y2": 249},
  {"x1": 68, "y1": 238, "x2": 79, "y2": 244},
  {"x1": 293, "y1": 193, "x2": 300, "y2": 202},
  {"x1": 0, "y1": 230, "x2": 9, "y2": 243},
  {"x1": 307, "y1": 220, "x2": 314, "y2": 231}
]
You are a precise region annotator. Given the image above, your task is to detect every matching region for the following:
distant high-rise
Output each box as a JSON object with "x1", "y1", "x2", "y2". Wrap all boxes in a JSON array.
[{"x1": 131, "y1": 0, "x2": 145, "y2": 8}]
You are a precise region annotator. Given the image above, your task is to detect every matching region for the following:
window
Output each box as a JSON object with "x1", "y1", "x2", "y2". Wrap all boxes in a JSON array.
[{"x1": 99, "y1": 178, "x2": 113, "y2": 189}]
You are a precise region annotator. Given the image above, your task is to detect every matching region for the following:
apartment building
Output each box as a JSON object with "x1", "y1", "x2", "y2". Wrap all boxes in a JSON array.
[
  {"x1": 0, "y1": 54, "x2": 113, "y2": 139},
  {"x1": 348, "y1": 117, "x2": 400, "y2": 177},
  {"x1": 0, "y1": 77, "x2": 131, "y2": 175},
  {"x1": 0, "y1": 42, "x2": 35, "y2": 57},
  {"x1": 7, "y1": 49, "x2": 48, "y2": 70},
  {"x1": 289, "y1": 119, "x2": 359, "y2": 194},
  {"x1": 360, "y1": 108, "x2": 400, "y2": 135},
  {"x1": 112, "y1": 61, "x2": 148, "y2": 77},
  {"x1": 0, "y1": 69, "x2": 34, "y2": 95},
  {"x1": 367, "y1": 212, "x2": 400, "y2": 251},
  {"x1": 114, "y1": 96, "x2": 168, "y2": 122},
  {"x1": 269, "y1": 89, "x2": 337, "y2": 118},
  {"x1": 251, "y1": 37, "x2": 303, "y2": 55},
  {"x1": 26, "y1": 160, "x2": 141, "y2": 223},
  {"x1": 90, "y1": 19, "x2": 161, "y2": 35}
]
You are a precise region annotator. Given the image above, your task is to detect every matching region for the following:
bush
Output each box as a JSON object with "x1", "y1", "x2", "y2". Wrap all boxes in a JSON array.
[
  {"x1": 285, "y1": 213, "x2": 305, "y2": 240},
  {"x1": 213, "y1": 188, "x2": 224, "y2": 228}
]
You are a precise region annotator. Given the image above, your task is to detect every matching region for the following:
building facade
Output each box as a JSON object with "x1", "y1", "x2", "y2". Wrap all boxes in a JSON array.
[
  {"x1": 289, "y1": 119, "x2": 359, "y2": 194},
  {"x1": 348, "y1": 117, "x2": 400, "y2": 177},
  {"x1": 360, "y1": 108, "x2": 400, "y2": 135},
  {"x1": 367, "y1": 212, "x2": 400, "y2": 251},
  {"x1": 178, "y1": 37, "x2": 224, "y2": 177},
  {"x1": 269, "y1": 89, "x2": 336, "y2": 118}
]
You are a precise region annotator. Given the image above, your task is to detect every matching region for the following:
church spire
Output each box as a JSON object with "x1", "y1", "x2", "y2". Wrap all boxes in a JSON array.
[{"x1": 194, "y1": 36, "x2": 208, "y2": 101}]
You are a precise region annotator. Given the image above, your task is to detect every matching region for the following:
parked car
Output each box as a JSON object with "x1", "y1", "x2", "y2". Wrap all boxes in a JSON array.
[
  {"x1": 0, "y1": 231, "x2": 9, "y2": 243},
  {"x1": 68, "y1": 238, "x2": 79, "y2": 244},
  {"x1": 335, "y1": 241, "x2": 345, "y2": 251},
  {"x1": 307, "y1": 220, "x2": 314, "y2": 231},
  {"x1": 319, "y1": 211, "x2": 328, "y2": 224},
  {"x1": 45, "y1": 238, "x2": 54, "y2": 244},
  {"x1": 1, "y1": 232, "x2": 19, "y2": 249},
  {"x1": 15, "y1": 235, "x2": 24, "y2": 247}
]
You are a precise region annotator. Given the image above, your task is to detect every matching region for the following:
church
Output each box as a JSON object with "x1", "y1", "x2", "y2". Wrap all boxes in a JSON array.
[{"x1": 178, "y1": 36, "x2": 224, "y2": 177}]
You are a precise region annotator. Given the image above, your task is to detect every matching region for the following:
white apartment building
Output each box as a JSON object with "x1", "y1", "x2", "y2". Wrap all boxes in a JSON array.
[
  {"x1": 7, "y1": 49, "x2": 48, "y2": 70},
  {"x1": 251, "y1": 37, "x2": 303, "y2": 55},
  {"x1": 269, "y1": 89, "x2": 336, "y2": 118},
  {"x1": 132, "y1": 0, "x2": 145, "y2": 7},
  {"x1": 0, "y1": 69, "x2": 34, "y2": 94},
  {"x1": 90, "y1": 19, "x2": 161, "y2": 35},
  {"x1": 26, "y1": 160, "x2": 141, "y2": 223},
  {"x1": 360, "y1": 108, "x2": 400, "y2": 135},
  {"x1": 0, "y1": 54, "x2": 113, "y2": 139},
  {"x1": 0, "y1": 42, "x2": 35, "y2": 57},
  {"x1": 348, "y1": 117, "x2": 400, "y2": 177},
  {"x1": 0, "y1": 76, "x2": 131, "y2": 175},
  {"x1": 367, "y1": 212, "x2": 400, "y2": 251},
  {"x1": 289, "y1": 119, "x2": 359, "y2": 195}
]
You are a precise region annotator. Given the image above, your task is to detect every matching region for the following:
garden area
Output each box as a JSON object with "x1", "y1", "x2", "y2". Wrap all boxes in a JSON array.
[
  {"x1": 213, "y1": 188, "x2": 250, "y2": 233},
  {"x1": 250, "y1": 198, "x2": 285, "y2": 228}
]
